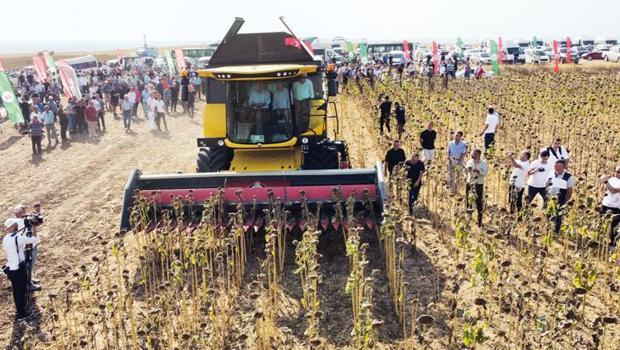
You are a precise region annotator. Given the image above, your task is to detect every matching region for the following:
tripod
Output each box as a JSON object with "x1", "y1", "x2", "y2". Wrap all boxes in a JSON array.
[{"x1": 23, "y1": 227, "x2": 34, "y2": 312}]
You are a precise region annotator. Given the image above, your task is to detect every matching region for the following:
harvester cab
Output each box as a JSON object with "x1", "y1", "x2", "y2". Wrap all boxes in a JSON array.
[{"x1": 120, "y1": 18, "x2": 387, "y2": 233}]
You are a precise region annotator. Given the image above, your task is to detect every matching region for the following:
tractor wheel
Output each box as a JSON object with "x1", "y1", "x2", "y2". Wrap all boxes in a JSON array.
[
  {"x1": 196, "y1": 147, "x2": 233, "y2": 172},
  {"x1": 303, "y1": 146, "x2": 339, "y2": 170}
]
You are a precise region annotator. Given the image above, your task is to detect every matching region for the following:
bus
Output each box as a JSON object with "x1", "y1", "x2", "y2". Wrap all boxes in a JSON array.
[{"x1": 64, "y1": 55, "x2": 99, "y2": 72}]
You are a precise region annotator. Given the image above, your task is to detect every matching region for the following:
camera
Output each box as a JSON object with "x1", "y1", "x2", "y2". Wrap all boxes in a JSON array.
[
  {"x1": 23, "y1": 214, "x2": 44, "y2": 229},
  {"x1": 538, "y1": 167, "x2": 545, "y2": 172}
]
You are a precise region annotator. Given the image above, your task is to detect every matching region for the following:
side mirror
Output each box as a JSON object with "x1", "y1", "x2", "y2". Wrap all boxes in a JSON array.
[{"x1": 327, "y1": 78, "x2": 338, "y2": 97}]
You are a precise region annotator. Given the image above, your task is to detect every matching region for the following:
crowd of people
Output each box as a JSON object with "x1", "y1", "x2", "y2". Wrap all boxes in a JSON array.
[
  {"x1": 335, "y1": 52, "x2": 487, "y2": 93},
  {"x1": 382, "y1": 104, "x2": 619, "y2": 251},
  {"x1": 8, "y1": 65, "x2": 202, "y2": 156}
]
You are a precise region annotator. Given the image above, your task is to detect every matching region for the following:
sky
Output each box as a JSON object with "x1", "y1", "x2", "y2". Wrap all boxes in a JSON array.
[{"x1": 1, "y1": 0, "x2": 618, "y2": 53}]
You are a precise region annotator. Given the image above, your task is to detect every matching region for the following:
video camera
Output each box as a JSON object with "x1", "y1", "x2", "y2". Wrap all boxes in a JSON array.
[{"x1": 23, "y1": 214, "x2": 44, "y2": 229}]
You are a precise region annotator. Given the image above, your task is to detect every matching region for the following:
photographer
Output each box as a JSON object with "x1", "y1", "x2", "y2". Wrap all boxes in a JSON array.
[
  {"x1": 3, "y1": 219, "x2": 40, "y2": 320},
  {"x1": 13, "y1": 204, "x2": 43, "y2": 290}
]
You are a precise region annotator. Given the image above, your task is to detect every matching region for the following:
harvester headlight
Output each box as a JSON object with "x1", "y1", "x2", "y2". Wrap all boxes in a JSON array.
[
  {"x1": 277, "y1": 72, "x2": 282, "y2": 77},
  {"x1": 301, "y1": 137, "x2": 309, "y2": 144},
  {"x1": 217, "y1": 140, "x2": 225, "y2": 146},
  {"x1": 226, "y1": 74, "x2": 231, "y2": 78}
]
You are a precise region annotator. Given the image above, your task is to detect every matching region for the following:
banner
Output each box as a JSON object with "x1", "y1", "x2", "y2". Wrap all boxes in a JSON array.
[
  {"x1": 163, "y1": 49, "x2": 176, "y2": 76},
  {"x1": 346, "y1": 42, "x2": 354, "y2": 61},
  {"x1": 566, "y1": 37, "x2": 572, "y2": 64},
  {"x1": 498, "y1": 37, "x2": 504, "y2": 64},
  {"x1": 0, "y1": 71, "x2": 25, "y2": 124},
  {"x1": 359, "y1": 43, "x2": 368, "y2": 63},
  {"x1": 490, "y1": 40, "x2": 500, "y2": 75},
  {"x1": 403, "y1": 40, "x2": 410, "y2": 62},
  {"x1": 553, "y1": 40, "x2": 559, "y2": 73},
  {"x1": 57, "y1": 60, "x2": 82, "y2": 100},
  {"x1": 117, "y1": 49, "x2": 123, "y2": 60},
  {"x1": 456, "y1": 37, "x2": 463, "y2": 59},
  {"x1": 32, "y1": 54, "x2": 49, "y2": 83},
  {"x1": 174, "y1": 48, "x2": 186, "y2": 72},
  {"x1": 0, "y1": 59, "x2": 4, "y2": 72},
  {"x1": 431, "y1": 41, "x2": 438, "y2": 75},
  {"x1": 43, "y1": 51, "x2": 58, "y2": 83},
  {"x1": 532, "y1": 36, "x2": 538, "y2": 47}
]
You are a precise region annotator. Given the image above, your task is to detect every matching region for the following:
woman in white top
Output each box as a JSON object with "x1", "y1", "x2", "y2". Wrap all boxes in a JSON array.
[
  {"x1": 507, "y1": 150, "x2": 531, "y2": 213},
  {"x1": 527, "y1": 150, "x2": 553, "y2": 204},
  {"x1": 601, "y1": 165, "x2": 620, "y2": 248}
]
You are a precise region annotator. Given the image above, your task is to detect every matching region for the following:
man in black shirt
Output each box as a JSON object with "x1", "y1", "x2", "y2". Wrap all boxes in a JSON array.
[
  {"x1": 394, "y1": 102, "x2": 406, "y2": 139},
  {"x1": 419, "y1": 122, "x2": 437, "y2": 164},
  {"x1": 405, "y1": 152, "x2": 425, "y2": 215},
  {"x1": 378, "y1": 95, "x2": 392, "y2": 134},
  {"x1": 384, "y1": 139, "x2": 406, "y2": 176}
]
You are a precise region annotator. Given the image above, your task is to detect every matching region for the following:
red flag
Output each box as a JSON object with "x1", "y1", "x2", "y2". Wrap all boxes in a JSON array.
[
  {"x1": 0, "y1": 59, "x2": 4, "y2": 72},
  {"x1": 566, "y1": 37, "x2": 572, "y2": 64},
  {"x1": 498, "y1": 37, "x2": 504, "y2": 64},
  {"x1": 32, "y1": 55, "x2": 49, "y2": 83},
  {"x1": 303, "y1": 40, "x2": 314, "y2": 55},
  {"x1": 117, "y1": 49, "x2": 123, "y2": 60},
  {"x1": 553, "y1": 40, "x2": 559, "y2": 73},
  {"x1": 432, "y1": 41, "x2": 438, "y2": 75},
  {"x1": 285, "y1": 37, "x2": 301, "y2": 49},
  {"x1": 403, "y1": 40, "x2": 410, "y2": 62}
]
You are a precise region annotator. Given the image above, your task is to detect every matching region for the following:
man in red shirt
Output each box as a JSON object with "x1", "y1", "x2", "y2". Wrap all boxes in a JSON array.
[{"x1": 85, "y1": 101, "x2": 98, "y2": 138}]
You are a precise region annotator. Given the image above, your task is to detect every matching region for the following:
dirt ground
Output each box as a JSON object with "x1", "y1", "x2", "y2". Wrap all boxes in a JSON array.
[{"x1": 0, "y1": 104, "x2": 204, "y2": 345}]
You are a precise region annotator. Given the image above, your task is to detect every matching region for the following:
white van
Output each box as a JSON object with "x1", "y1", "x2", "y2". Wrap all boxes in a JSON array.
[{"x1": 64, "y1": 55, "x2": 99, "y2": 72}]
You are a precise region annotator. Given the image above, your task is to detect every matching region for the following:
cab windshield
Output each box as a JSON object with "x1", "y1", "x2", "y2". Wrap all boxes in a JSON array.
[{"x1": 226, "y1": 75, "x2": 326, "y2": 144}]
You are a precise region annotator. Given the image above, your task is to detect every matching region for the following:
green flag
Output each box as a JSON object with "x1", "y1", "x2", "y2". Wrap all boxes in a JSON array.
[
  {"x1": 532, "y1": 36, "x2": 537, "y2": 47},
  {"x1": 44, "y1": 51, "x2": 58, "y2": 83},
  {"x1": 456, "y1": 37, "x2": 464, "y2": 59},
  {"x1": 490, "y1": 40, "x2": 500, "y2": 75},
  {"x1": 359, "y1": 43, "x2": 368, "y2": 63},
  {"x1": 163, "y1": 49, "x2": 176, "y2": 76},
  {"x1": 0, "y1": 71, "x2": 25, "y2": 124},
  {"x1": 346, "y1": 42, "x2": 354, "y2": 61}
]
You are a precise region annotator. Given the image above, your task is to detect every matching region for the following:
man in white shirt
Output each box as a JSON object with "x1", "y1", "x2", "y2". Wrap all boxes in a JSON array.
[
  {"x1": 465, "y1": 149, "x2": 488, "y2": 227},
  {"x1": 479, "y1": 105, "x2": 500, "y2": 151},
  {"x1": 541, "y1": 138, "x2": 570, "y2": 167},
  {"x1": 3, "y1": 219, "x2": 40, "y2": 320},
  {"x1": 40, "y1": 104, "x2": 59, "y2": 147},
  {"x1": 600, "y1": 165, "x2": 620, "y2": 249},
  {"x1": 549, "y1": 159, "x2": 574, "y2": 233},
  {"x1": 292, "y1": 74, "x2": 314, "y2": 133},
  {"x1": 507, "y1": 150, "x2": 531, "y2": 214},
  {"x1": 153, "y1": 93, "x2": 168, "y2": 132},
  {"x1": 527, "y1": 150, "x2": 553, "y2": 205}
]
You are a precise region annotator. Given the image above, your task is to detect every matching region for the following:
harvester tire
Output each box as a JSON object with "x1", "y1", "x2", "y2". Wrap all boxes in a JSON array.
[
  {"x1": 196, "y1": 147, "x2": 233, "y2": 172},
  {"x1": 303, "y1": 146, "x2": 339, "y2": 170}
]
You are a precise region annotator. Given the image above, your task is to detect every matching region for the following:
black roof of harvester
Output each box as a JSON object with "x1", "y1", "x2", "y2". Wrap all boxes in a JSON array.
[{"x1": 207, "y1": 17, "x2": 317, "y2": 67}]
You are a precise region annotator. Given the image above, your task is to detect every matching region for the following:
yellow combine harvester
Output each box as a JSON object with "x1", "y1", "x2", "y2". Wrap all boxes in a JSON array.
[{"x1": 119, "y1": 18, "x2": 386, "y2": 232}]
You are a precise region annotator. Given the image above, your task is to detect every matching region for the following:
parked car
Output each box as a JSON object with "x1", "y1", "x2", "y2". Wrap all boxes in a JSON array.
[
  {"x1": 581, "y1": 50, "x2": 605, "y2": 60},
  {"x1": 471, "y1": 52, "x2": 492, "y2": 64},
  {"x1": 603, "y1": 46, "x2": 620, "y2": 62},
  {"x1": 573, "y1": 46, "x2": 590, "y2": 57},
  {"x1": 504, "y1": 46, "x2": 525, "y2": 64},
  {"x1": 524, "y1": 49, "x2": 550, "y2": 64},
  {"x1": 559, "y1": 48, "x2": 580, "y2": 63},
  {"x1": 386, "y1": 50, "x2": 406, "y2": 66}
]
